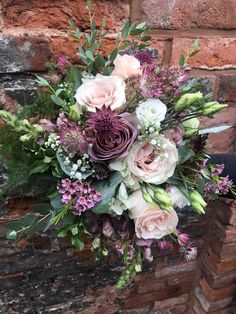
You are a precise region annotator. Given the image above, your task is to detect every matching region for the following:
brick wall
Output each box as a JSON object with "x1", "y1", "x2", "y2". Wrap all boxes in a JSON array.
[{"x1": 0, "y1": 0, "x2": 236, "y2": 152}]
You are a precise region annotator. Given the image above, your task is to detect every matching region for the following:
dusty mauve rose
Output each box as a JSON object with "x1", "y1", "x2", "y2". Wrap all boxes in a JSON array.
[
  {"x1": 126, "y1": 136, "x2": 178, "y2": 185},
  {"x1": 112, "y1": 54, "x2": 141, "y2": 79},
  {"x1": 75, "y1": 74, "x2": 126, "y2": 112},
  {"x1": 164, "y1": 125, "x2": 184, "y2": 145},
  {"x1": 129, "y1": 190, "x2": 178, "y2": 239},
  {"x1": 87, "y1": 107, "x2": 138, "y2": 162}
]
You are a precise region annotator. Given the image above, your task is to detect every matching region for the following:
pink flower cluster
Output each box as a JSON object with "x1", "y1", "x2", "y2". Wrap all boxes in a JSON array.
[{"x1": 57, "y1": 179, "x2": 102, "y2": 215}]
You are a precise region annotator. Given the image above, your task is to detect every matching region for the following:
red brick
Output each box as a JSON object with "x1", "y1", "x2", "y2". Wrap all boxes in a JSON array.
[
  {"x1": 167, "y1": 272, "x2": 195, "y2": 287},
  {"x1": 152, "y1": 294, "x2": 188, "y2": 310},
  {"x1": 155, "y1": 260, "x2": 197, "y2": 278},
  {"x1": 142, "y1": 0, "x2": 236, "y2": 29},
  {"x1": 216, "y1": 199, "x2": 236, "y2": 226},
  {"x1": 218, "y1": 74, "x2": 236, "y2": 102},
  {"x1": 194, "y1": 286, "x2": 233, "y2": 312},
  {"x1": 212, "y1": 219, "x2": 236, "y2": 243},
  {"x1": 171, "y1": 38, "x2": 236, "y2": 70},
  {"x1": 210, "y1": 236, "x2": 236, "y2": 260},
  {"x1": 138, "y1": 279, "x2": 166, "y2": 294},
  {"x1": 201, "y1": 261, "x2": 236, "y2": 289},
  {"x1": 206, "y1": 247, "x2": 236, "y2": 274},
  {"x1": 0, "y1": 90, "x2": 19, "y2": 111},
  {"x1": 200, "y1": 278, "x2": 236, "y2": 301},
  {"x1": 2, "y1": 0, "x2": 130, "y2": 31},
  {"x1": 0, "y1": 34, "x2": 50, "y2": 72}
]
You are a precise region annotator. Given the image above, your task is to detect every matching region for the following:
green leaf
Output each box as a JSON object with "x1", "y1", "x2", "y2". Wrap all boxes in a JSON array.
[
  {"x1": 56, "y1": 227, "x2": 69, "y2": 238},
  {"x1": 141, "y1": 35, "x2": 152, "y2": 42},
  {"x1": 71, "y1": 235, "x2": 85, "y2": 250},
  {"x1": 71, "y1": 225, "x2": 79, "y2": 235},
  {"x1": 95, "y1": 54, "x2": 105, "y2": 68},
  {"x1": 109, "y1": 48, "x2": 118, "y2": 63},
  {"x1": 70, "y1": 65, "x2": 82, "y2": 90},
  {"x1": 188, "y1": 49, "x2": 200, "y2": 58},
  {"x1": 50, "y1": 95, "x2": 64, "y2": 107},
  {"x1": 129, "y1": 28, "x2": 144, "y2": 36},
  {"x1": 35, "y1": 76, "x2": 50, "y2": 87},
  {"x1": 91, "y1": 171, "x2": 122, "y2": 214},
  {"x1": 178, "y1": 145, "x2": 195, "y2": 164},
  {"x1": 193, "y1": 39, "x2": 199, "y2": 49},
  {"x1": 102, "y1": 17, "x2": 106, "y2": 29},
  {"x1": 30, "y1": 203, "x2": 53, "y2": 215},
  {"x1": 68, "y1": 18, "x2": 76, "y2": 30},
  {"x1": 85, "y1": 50, "x2": 95, "y2": 61},
  {"x1": 122, "y1": 20, "x2": 130, "y2": 39},
  {"x1": 86, "y1": 0, "x2": 92, "y2": 10},
  {"x1": 30, "y1": 160, "x2": 49, "y2": 175},
  {"x1": 49, "y1": 191, "x2": 63, "y2": 210},
  {"x1": 136, "y1": 21, "x2": 146, "y2": 29},
  {"x1": 179, "y1": 54, "x2": 185, "y2": 67}
]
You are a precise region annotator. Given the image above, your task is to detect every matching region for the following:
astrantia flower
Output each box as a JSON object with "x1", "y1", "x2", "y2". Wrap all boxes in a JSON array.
[
  {"x1": 57, "y1": 179, "x2": 102, "y2": 215},
  {"x1": 138, "y1": 64, "x2": 162, "y2": 98},
  {"x1": 57, "y1": 113, "x2": 87, "y2": 155},
  {"x1": 180, "y1": 243, "x2": 198, "y2": 261},
  {"x1": 86, "y1": 107, "x2": 138, "y2": 162},
  {"x1": 133, "y1": 51, "x2": 154, "y2": 65}
]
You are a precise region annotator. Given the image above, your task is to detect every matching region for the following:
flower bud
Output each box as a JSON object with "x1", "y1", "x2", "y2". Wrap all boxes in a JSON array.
[
  {"x1": 20, "y1": 134, "x2": 32, "y2": 142},
  {"x1": 142, "y1": 192, "x2": 154, "y2": 204},
  {"x1": 92, "y1": 237, "x2": 101, "y2": 250},
  {"x1": 33, "y1": 124, "x2": 44, "y2": 133},
  {"x1": 190, "y1": 190, "x2": 207, "y2": 207},
  {"x1": 102, "y1": 220, "x2": 114, "y2": 238},
  {"x1": 69, "y1": 104, "x2": 80, "y2": 122},
  {"x1": 154, "y1": 188, "x2": 173, "y2": 207},
  {"x1": 202, "y1": 101, "x2": 218, "y2": 109},
  {"x1": 182, "y1": 118, "x2": 200, "y2": 129},
  {"x1": 143, "y1": 247, "x2": 153, "y2": 262},
  {"x1": 102, "y1": 249, "x2": 109, "y2": 256},
  {"x1": 202, "y1": 104, "x2": 228, "y2": 117},
  {"x1": 184, "y1": 128, "x2": 198, "y2": 138},
  {"x1": 135, "y1": 264, "x2": 142, "y2": 272},
  {"x1": 175, "y1": 92, "x2": 203, "y2": 112},
  {"x1": 191, "y1": 201, "x2": 205, "y2": 214}
]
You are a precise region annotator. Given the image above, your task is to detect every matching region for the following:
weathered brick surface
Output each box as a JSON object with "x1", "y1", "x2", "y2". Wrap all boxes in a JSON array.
[
  {"x1": 142, "y1": 0, "x2": 236, "y2": 30},
  {"x1": 171, "y1": 38, "x2": 236, "y2": 70},
  {"x1": 218, "y1": 74, "x2": 236, "y2": 102},
  {"x1": 2, "y1": 0, "x2": 130, "y2": 31}
]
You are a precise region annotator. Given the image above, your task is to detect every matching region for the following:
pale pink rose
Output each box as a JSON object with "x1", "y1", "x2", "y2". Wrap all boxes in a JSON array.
[
  {"x1": 112, "y1": 54, "x2": 142, "y2": 79},
  {"x1": 75, "y1": 74, "x2": 126, "y2": 112},
  {"x1": 127, "y1": 136, "x2": 178, "y2": 185},
  {"x1": 129, "y1": 190, "x2": 178, "y2": 239},
  {"x1": 164, "y1": 125, "x2": 184, "y2": 145}
]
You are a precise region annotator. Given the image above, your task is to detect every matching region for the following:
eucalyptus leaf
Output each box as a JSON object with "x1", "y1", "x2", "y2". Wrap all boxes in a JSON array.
[
  {"x1": 30, "y1": 203, "x2": 53, "y2": 215},
  {"x1": 199, "y1": 125, "x2": 231, "y2": 135},
  {"x1": 51, "y1": 95, "x2": 64, "y2": 107},
  {"x1": 30, "y1": 161, "x2": 49, "y2": 175},
  {"x1": 178, "y1": 145, "x2": 195, "y2": 164},
  {"x1": 91, "y1": 171, "x2": 122, "y2": 214},
  {"x1": 71, "y1": 235, "x2": 85, "y2": 250}
]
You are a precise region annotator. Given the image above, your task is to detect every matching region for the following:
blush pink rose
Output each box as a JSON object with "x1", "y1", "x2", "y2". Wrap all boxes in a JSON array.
[
  {"x1": 112, "y1": 54, "x2": 142, "y2": 79},
  {"x1": 127, "y1": 136, "x2": 178, "y2": 185},
  {"x1": 129, "y1": 190, "x2": 178, "y2": 239},
  {"x1": 163, "y1": 125, "x2": 184, "y2": 145},
  {"x1": 75, "y1": 74, "x2": 126, "y2": 112}
]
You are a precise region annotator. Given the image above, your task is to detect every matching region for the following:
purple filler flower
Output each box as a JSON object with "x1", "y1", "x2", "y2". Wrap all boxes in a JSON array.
[
  {"x1": 57, "y1": 179, "x2": 102, "y2": 215},
  {"x1": 87, "y1": 107, "x2": 138, "y2": 162}
]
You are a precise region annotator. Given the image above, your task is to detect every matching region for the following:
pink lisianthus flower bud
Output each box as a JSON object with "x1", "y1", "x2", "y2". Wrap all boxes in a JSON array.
[
  {"x1": 136, "y1": 239, "x2": 153, "y2": 247},
  {"x1": 57, "y1": 55, "x2": 68, "y2": 68},
  {"x1": 143, "y1": 247, "x2": 153, "y2": 262},
  {"x1": 39, "y1": 119, "x2": 56, "y2": 132},
  {"x1": 176, "y1": 230, "x2": 189, "y2": 246},
  {"x1": 103, "y1": 220, "x2": 114, "y2": 238},
  {"x1": 158, "y1": 240, "x2": 172, "y2": 251}
]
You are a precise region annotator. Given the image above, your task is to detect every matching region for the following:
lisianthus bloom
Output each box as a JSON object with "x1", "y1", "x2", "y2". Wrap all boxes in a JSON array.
[
  {"x1": 57, "y1": 113, "x2": 87, "y2": 155},
  {"x1": 112, "y1": 54, "x2": 141, "y2": 79},
  {"x1": 126, "y1": 136, "x2": 178, "y2": 185},
  {"x1": 86, "y1": 107, "x2": 138, "y2": 162},
  {"x1": 75, "y1": 74, "x2": 126, "y2": 112},
  {"x1": 167, "y1": 185, "x2": 190, "y2": 209},
  {"x1": 129, "y1": 190, "x2": 178, "y2": 239},
  {"x1": 110, "y1": 183, "x2": 136, "y2": 215},
  {"x1": 164, "y1": 125, "x2": 184, "y2": 145},
  {"x1": 136, "y1": 98, "x2": 167, "y2": 129}
]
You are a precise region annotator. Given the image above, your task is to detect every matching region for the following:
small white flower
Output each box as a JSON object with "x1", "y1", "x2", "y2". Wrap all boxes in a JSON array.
[
  {"x1": 72, "y1": 164, "x2": 78, "y2": 171},
  {"x1": 150, "y1": 139, "x2": 157, "y2": 145}
]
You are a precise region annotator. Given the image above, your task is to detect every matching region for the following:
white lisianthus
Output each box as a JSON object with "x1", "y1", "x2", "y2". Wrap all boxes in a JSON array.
[
  {"x1": 109, "y1": 158, "x2": 139, "y2": 190},
  {"x1": 136, "y1": 99, "x2": 167, "y2": 129},
  {"x1": 75, "y1": 74, "x2": 126, "y2": 112},
  {"x1": 110, "y1": 183, "x2": 136, "y2": 215},
  {"x1": 168, "y1": 186, "x2": 190, "y2": 209}
]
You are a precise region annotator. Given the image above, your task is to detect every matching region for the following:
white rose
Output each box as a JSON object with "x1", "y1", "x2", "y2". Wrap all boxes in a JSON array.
[
  {"x1": 129, "y1": 190, "x2": 178, "y2": 239},
  {"x1": 136, "y1": 99, "x2": 167, "y2": 128},
  {"x1": 168, "y1": 186, "x2": 190, "y2": 209},
  {"x1": 126, "y1": 136, "x2": 178, "y2": 185},
  {"x1": 112, "y1": 54, "x2": 141, "y2": 79},
  {"x1": 75, "y1": 74, "x2": 126, "y2": 112}
]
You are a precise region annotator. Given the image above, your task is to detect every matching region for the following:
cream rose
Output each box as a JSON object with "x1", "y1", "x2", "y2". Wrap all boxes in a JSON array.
[
  {"x1": 112, "y1": 54, "x2": 141, "y2": 79},
  {"x1": 136, "y1": 99, "x2": 167, "y2": 128},
  {"x1": 129, "y1": 190, "x2": 178, "y2": 239},
  {"x1": 75, "y1": 74, "x2": 126, "y2": 112},
  {"x1": 126, "y1": 136, "x2": 178, "y2": 185}
]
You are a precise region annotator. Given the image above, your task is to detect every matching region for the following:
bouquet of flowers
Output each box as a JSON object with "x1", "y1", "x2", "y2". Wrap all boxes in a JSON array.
[{"x1": 1, "y1": 0, "x2": 235, "y2": 288}]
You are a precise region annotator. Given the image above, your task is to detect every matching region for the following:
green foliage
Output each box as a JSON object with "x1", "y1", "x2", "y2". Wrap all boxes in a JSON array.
[
  {"x1": 91, "y1": 171, "x2": 123, "y2": 214},
  {"x1": 178, "y1": 145, "x2": 195, "y2": 164}
]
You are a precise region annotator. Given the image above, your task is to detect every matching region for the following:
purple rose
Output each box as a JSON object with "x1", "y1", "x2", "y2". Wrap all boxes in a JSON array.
[{"x1": 87, "y1": 107, "x2": 138, "y2": 162}]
